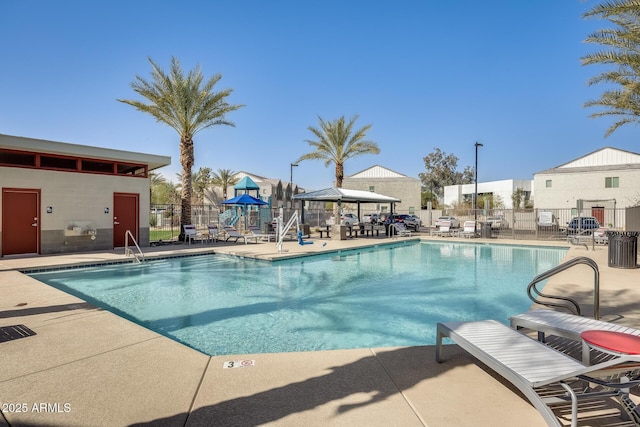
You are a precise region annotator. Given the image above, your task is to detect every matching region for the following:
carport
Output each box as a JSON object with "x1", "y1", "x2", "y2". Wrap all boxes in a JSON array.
[{"x1": 292, "y1": 187, "x2": 400, "y2": 224}]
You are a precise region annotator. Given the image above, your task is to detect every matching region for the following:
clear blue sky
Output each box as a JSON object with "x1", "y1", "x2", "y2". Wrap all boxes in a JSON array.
[{"x1": 1, "y1": 1, "x2": 635, "y2": 191}]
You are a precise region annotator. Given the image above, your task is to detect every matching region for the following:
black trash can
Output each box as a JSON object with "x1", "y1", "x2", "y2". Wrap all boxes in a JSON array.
[
  {"x1": 607, "y1": 231, "x2": 639, "y2": 269},
  {"x1": 480, "y1": 222, "x2": 493, "y2": 238}
]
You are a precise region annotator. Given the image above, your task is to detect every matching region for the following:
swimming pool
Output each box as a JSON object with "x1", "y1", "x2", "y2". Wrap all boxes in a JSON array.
[{"x1": 29, "y1": 241, "x2": 567, "y2": 356}]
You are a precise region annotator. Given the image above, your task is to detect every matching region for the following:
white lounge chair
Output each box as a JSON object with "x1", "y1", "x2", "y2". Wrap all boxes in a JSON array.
[
  {"x1": 248, "y1": 225, "x2": 276, "y2": 242},
  {"x1": 430, "y1": 220, "x2": 452, "y2": 237},
  {"x1": 458, "y1": 220, "x2": 477, "y2": 238},
  {"x1": 392, "y1": 222, "x2": 412, "y2": 237},
  {"x1": 510, "y1": 309, "x2": 640, "y2": 364},
  {"x1": 223, "y1": 226, "x2": 258, "y2": 244},
  {"x1": 436, "y1": 319, "x2": 640, "y2": 427}
]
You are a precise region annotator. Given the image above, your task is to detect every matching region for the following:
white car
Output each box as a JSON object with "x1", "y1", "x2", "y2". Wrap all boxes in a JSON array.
[
  {"x1": 487, "y1": 217, "x2": 509, "y2": 229},
  {"x1": 435, "y1": 216, "x2": 460, "y2": 228},
  {"x1": 326, "y1": 213, "x2": 360, "y2": 226}
]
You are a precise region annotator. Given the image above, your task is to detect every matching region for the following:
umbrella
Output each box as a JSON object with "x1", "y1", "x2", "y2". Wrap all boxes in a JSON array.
[
  {"x1": 220, "y1": 194, "x2": 267, "y2": 206},
  {"x1": 220, "y1": 194, "x2": 268, "y2": 229}
]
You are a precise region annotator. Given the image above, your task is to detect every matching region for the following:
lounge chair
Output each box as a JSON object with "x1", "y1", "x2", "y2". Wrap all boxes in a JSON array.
[
  {"x1": 392, "y1": 222, "x2": 412, "y2": 237},
  {"x1": 223, "y1": 226, "x2": 258, "y2": 244},
  {"x1": 510, "y1": 309, "x2": 640, "y2": 364},
  {"x1": 458, "y1": 220, "x2": 477, "y2": 238},
  {"x1": 248, "y1": 225, "x2": 276, "y2": 242},
  {"x1": 436, "y1": 319, "x2": 640, "y2": 427},
  {"x1": 430, "y1": 220, "x2": 452, "y2": 237}
]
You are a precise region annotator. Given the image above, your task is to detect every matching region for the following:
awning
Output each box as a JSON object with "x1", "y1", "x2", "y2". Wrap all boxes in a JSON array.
[{"x1": 292, "y1": 187, "x2": 400, "y2": 203}]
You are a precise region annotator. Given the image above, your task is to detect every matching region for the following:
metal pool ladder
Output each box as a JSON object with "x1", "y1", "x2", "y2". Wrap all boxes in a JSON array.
[
  {"x1": 124, "y1": 230, "x2": 145, "y2": 263},
  {"x1": 527, "y1": 256, "x2": 600, "y2": 319}
]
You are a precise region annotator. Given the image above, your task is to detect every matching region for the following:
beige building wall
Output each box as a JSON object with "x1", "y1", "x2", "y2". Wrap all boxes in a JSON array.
[
  {"x1": 533, "y1": 146, "x2": 640, "y2": 210},
  {"x1": 1, "y1": 166, "x2": 151, "y2": 254},
  {"x1": 342, "y1": 177, "x2": 421, "y2": 214}
]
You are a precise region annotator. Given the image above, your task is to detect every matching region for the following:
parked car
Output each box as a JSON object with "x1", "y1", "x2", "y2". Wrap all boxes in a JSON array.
[
  {"x1": 363, "y1": 213, "x2": 381, "y2": 224},
  {"x1": 384, "y1": 213, "x2": 421, "y2": 230},
  {"x1": 325, "y1": 213, "x2": 360, "y2": 226},
  {"x1": 566, "y1": 216, "x2": 600, "y2": 234},
  {"x1": 486, "y1": 217, "x2": 508, "y2": 229},
  {"x1": 435, "y1": 216, "x2": 460, "y2": 228},
  {"x1": 404, "y1": 214, "x2": 422, "y2": 231}
]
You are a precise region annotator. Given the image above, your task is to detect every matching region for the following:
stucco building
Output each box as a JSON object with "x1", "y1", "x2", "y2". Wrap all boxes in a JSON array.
[
  {"x1": 342, "y1": 165, "x2": 421, "y2": 214},
  {"x1": 0, "y1": 134, "x2": 170, "y2": 256},
  {"x1": 443, "y1": 179, "x2": 533, "y2": 209},
  {"x1": 533, "y1": 147, "x2": 640, "y2": 210}
]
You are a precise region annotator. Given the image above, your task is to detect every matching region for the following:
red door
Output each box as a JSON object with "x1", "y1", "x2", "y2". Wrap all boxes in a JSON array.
[
  {"x1": 592, "y1": 207, "x2": 605, "y2": 225},
  {"x1": 2, "y1": 188, "x2": 40, "y2": 256},
  {"x1": 113, "y1": 193, "x2": 139, "y2": 248}
]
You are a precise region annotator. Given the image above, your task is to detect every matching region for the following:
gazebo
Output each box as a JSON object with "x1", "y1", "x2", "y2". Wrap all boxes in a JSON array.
[{"x1": 292, "y1": 187, "x2": 400, "y2": 223}]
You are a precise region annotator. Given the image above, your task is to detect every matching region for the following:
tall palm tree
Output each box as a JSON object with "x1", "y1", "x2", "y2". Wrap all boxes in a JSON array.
[
  {"x1": 582, "y1": 1, "x2": 640, "y2": 136},
  {"x1": 211, "y1": 168, "x2": 239, "y2": 200},
  {"x1": 296, "y1": 115, "x2": 379, "y2": 187},
  {"x1": 118, "y1": 56, "x2": 243, "y2": 226}
]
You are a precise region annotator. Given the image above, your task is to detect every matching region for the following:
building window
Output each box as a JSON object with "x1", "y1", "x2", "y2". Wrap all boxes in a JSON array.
[
  {"x1": 369, "y1": 186, "x2": 375, "y2": 192},
  {"x1": 605, "y1": 177, "x2": 619, "y2": 188},
  {"x1": 0, "y1": 148, "x2": 147, "y2": 177},
  {"x1": 545, "y1": 180, "x2": 552, "y2": 188}
]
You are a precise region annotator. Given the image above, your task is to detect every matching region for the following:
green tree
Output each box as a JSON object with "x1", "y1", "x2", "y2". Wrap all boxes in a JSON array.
[
  {"x1": 512, "y1": 187, "x2": 525, "y2": 209},
  {"x1": 582, "y1": 1, "x2": 640, "y2": 136},
  {"x1": 418, "y1": 148, "x2": 474, "y2": 199},
  {"x1": 150, "y1": 173, "x2": 180, "y2": 204},
  {"x1": 118, "y1": 56, "x2": 243, "y2": 226},
  {"x1": 192, "y1": 167, "x2": 213, "y2": 204},
  {"x1": 296, "y1": 115, "x2": 379, "y2": 187},
  {"x1": 211, "y1": 168, "x2": 239, "y2": 200}
]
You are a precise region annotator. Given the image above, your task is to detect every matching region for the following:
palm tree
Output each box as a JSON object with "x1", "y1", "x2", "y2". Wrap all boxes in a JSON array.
[
  {"x1": 296, "y1": 115, "x2": 379, "y2": 187},
  {"x1": 211, "y1": 168, "x2": 239, "y2": 200},
  {"x1": 118, "y1": 56, "x2": 243, "y2": 226},
  {"x1": 582, "y1": 1, "x2": 640, "y2": 136}
]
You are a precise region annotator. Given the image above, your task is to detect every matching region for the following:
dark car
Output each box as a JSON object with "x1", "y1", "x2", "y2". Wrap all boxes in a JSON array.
[
  {"x1": 386, "y1": 214, "x2": 420, "y2": 231},
  {"x1": 566, "y1": 216, "x2": 600, "y2": 234}
]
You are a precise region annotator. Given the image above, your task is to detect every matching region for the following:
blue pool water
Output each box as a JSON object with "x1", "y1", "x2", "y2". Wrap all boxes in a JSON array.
[{"x1": 29, "y1": 241, "x2": 567, "y2": 356}]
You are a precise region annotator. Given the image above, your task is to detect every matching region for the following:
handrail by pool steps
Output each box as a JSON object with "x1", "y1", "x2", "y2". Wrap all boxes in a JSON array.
[
  {"x1": 527, "y1": 256, "x2": 599, "y2": 319},
  {"x1": 124, "y1": 230, "x2": 145, "y2": 263}
]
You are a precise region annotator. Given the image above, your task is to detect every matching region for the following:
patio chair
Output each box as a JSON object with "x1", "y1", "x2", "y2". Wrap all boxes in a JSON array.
[
  {"x1": 248, "y1": 225, "x2": 276, "y2": 242},
  {"x1": 436, "y1": 319, "x2": 640, "y2": 427},
  {"x1": 183, "y1": 224, "x2": 204, "y2": 245},
  {"x1": 223, "y1": 226, "x2": 258, "y2": 244},
  {"x1": 430, "y1": 220, "x2": 452, "y2": 237},
  {"x1": 458, "y1": 220, "x2": 477, "y2": 238},
  {"x1": 206, "y1": 225, "x2": 221, "y2": 243},
  {"x1": 392, "y1": 222, "x2": 412, "y2": 237}
]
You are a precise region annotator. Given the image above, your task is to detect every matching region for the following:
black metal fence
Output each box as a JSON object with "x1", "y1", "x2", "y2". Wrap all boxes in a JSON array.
[{"x1": 149, "y1": 204, "x2": 626, "y2": 243}]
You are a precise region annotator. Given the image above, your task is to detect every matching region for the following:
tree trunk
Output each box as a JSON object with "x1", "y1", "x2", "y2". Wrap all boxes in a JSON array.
[
  {"x1": 180, "y1": 136, "x2": 194, "y2": 228},
  {"x1": 335, "y1": 162, "x2": 344, "y2": 188}
]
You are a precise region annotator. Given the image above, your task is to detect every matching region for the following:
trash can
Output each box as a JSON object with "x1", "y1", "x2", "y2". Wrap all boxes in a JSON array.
[
  {"x1": 480, "y1": 222, "x2": 493, "y2": 238},
  {"x1": 607, "y1": 231, "x2": 639, "y2": 269}
]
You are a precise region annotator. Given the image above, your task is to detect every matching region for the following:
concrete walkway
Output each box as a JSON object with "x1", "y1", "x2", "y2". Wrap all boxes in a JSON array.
[{"x1": 0, "y1": 235, "x2": 638, "y2": 426}]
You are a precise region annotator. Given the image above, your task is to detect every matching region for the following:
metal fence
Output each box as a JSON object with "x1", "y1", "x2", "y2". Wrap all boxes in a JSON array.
[{"x1": 149, "y1": 204, "x2": 626, "y2": 243}]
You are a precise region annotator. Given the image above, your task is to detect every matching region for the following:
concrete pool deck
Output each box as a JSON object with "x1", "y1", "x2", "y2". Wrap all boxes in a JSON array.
[{"x1": 0, "y1": 235, "x2": 639, "y2": 426}]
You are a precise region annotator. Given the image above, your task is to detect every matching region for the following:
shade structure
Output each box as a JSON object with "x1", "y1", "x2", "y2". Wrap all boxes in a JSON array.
[
  {"x1": 292, "y1": 187, "x2": 400, "y2": 204},
  {"x1": 220, "y1": 193, "x2": 268, "y2": 230},
  {"x1": 220, "y1": 194, "x2": 267, "y2": 206}
]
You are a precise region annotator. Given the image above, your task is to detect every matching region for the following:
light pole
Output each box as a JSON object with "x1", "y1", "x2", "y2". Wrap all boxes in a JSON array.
[
  {"x1": 290, "y1": 163, "x2": 298, "y2": 209},
  {"x1": 474, "y1": 142, "x2": 483, "y2": 233}
]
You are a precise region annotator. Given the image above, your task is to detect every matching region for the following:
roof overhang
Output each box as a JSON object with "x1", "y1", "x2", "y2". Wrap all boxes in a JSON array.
[
  {"x1": 0, "y1": 134, "x2": 171, "y2": 171},
  {"x1": 292, "y1": 187, "x2": 400, "y2": 203}
]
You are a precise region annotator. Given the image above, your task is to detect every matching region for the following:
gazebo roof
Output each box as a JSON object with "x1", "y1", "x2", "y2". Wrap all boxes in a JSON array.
[{"x1": 292, "y1": 187, "x2": 400, "y2": 203}]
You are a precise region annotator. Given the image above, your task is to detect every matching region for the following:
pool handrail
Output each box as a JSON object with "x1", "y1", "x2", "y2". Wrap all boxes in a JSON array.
[{"x1": 526, "y1": 256, "x2": 599, "y2": 319}]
